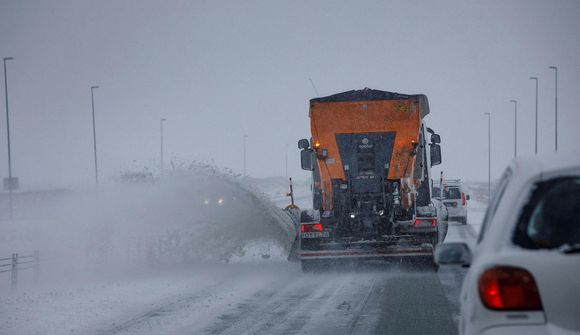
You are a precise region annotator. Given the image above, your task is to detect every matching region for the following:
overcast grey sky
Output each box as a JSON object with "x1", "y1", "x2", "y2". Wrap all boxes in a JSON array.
[{"x1": 1, "y1": 0, "x2": 579, "y2": 187}]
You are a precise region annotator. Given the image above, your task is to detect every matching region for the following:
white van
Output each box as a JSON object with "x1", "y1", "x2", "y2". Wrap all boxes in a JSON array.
[{"x1": 432, "y1": 179, "x2": 469, "y2": 224}]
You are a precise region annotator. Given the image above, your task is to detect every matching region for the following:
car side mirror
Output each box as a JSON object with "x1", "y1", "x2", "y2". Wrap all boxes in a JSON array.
[
  {"x1": 301, "y1": 149, "x2": 314, "y2": 171},
  {"x1": 430, "y1": 144, "x2": 442, "y2": 166},
  {"x1": 431, "y1": 133, "x2": 441, "y2": 144},
  {"x1": 435, "y1": 242, "x2": 471, "y2": 267},
  {"x1": 298, "y1": 139, "x2": 310, "y2": 149}
]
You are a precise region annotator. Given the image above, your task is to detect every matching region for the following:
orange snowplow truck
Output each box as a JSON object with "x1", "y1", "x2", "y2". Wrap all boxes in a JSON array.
[{"x1": 297, "y1": 88, "x2": 442, "y2": 271}]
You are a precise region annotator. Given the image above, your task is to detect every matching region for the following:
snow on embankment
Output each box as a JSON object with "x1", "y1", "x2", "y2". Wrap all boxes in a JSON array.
[{"x1": 0, "y1": 167, "x2": 297, "y2": 287}]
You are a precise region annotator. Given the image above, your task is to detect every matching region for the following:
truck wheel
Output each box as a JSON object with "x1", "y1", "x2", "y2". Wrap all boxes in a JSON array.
[
  {"x1": 431, "y1": 233, "x2": 439, "y2": 246},
  {"x1": 431, "y1": 260, "x2": 440, "y2": 272}
]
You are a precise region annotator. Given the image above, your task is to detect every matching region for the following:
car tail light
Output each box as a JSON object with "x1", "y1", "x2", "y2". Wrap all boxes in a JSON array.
[
  {"x1": 461, "y1": 192, "x2": 466, "y2": 206},
  {"x1": 301, "y1": 223, "x2": 323, "y2": 233},
  {"x1": 431, "y1": 219, "x2": 438, "y2": 227},
  {"x1": 478, "y1": 266, "x2": 543, "y2": 311},
  {"x1": 414, "y1": 219, "x2": 421, "y2": 226}
]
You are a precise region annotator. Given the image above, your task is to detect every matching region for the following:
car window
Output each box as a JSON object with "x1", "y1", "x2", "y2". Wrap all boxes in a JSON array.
[
  {"x1": 513, "y1": 177, "x2": 580, "y2": 249},
  {"x1": 477, "y1": 169, "x2": 512, "y2": 244},
  {"x1": 444, "y1": 187, "x2": 461, "y2": 199}
]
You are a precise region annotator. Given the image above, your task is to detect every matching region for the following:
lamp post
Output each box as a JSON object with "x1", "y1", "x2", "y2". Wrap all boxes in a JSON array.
[
  {"x1": 3, "y1": 57, "x2": 14, "y2": 219},
  {"x1": 484, "y1": 112, "x2": 491, "y2": 202},
  {"x1": 243, "y1": 135, "x2": 248, "y2": 177},
  {"x1": 90, "y1": 85, "x2": 99, "y2": 185},
  {"x1": 529, "y1": 76, "x2": 539, "y2": 154},
  {"x1": 160, "y1": 118, "x2": 166, "y2": 176},
  {"x1": 548, "y1": 66, "x2": 558, "y2": 151},
  {"x1": 285, "y1": 144, "x2": 288, "y2": 178},
  {"x1": 509, "y1": 99, "x2": 517, "y2": 158}
]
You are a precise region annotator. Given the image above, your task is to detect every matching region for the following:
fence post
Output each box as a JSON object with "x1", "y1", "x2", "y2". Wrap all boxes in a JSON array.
[
  {"x1": 33, "y1": 250, "x2": 40, "y2": 284},
  {"x1": 11, "y1": 253, "x2": 18, "y2": 290}
]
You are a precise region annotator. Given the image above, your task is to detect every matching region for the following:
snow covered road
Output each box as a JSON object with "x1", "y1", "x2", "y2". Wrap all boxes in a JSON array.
[
  {"x1": 0, "y1": 175, "x2": 486, "y2": 335},
  {"x1": 0, "y1": 219, "x2": 480, "y2": 335},
  {"x1": 1, "y1": 262, "x2": 469, "y2": 335}
]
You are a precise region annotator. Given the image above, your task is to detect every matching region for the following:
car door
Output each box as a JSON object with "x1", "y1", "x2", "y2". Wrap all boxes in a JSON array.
[
  {"x1": 510, "y1": 176, "x2": 580, "y2": 332},
  {"x1": 460, "y1": 169, "x2": 513, "y2": 333}
]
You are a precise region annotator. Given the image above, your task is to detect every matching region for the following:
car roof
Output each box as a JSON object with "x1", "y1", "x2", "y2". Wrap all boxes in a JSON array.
[
  {"x1": 480, "y1": 150, "x2": 580, "y2": 251},
  {"x1": 507, "y1": 150, "x2": 580, "y2": 182}
]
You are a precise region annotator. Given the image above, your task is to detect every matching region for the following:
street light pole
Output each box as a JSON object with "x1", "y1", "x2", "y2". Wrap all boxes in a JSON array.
[
  {"x1": 529, "y1": 77, "x2": 539, "y2": 154},
  {"x1": 509, "y1": 99, "x2": 517, "y2": 158},
  {"x1": 285, "y1": 144, "x2": 288, "y2": 178},
  {"x1": 90, "y1": 85, "x2": 99, "y2": 185},
  {"x1": 243, "y1": 135, "x2": 248, "y2": 177},
  {"x1": 160, "y1": 118, "x2": 166, "y2": 176},
  {"x1": 3, "y1": 57, "x2": 14, "y2": 219},
  {"x1": 484, "y1": 112, "x2": 491, "y2": 202},
  {"x1": 549, "y1": 66, "x2": 558, "y2": 152}
]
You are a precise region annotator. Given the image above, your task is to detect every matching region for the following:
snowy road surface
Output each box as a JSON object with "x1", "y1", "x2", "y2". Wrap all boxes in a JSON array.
[
  {"x1": 0, "y1": 177, "x2": 486, "y2": 335},
  {"x1": 0, "y1": 221, "x2": 479, "y2": 335}
]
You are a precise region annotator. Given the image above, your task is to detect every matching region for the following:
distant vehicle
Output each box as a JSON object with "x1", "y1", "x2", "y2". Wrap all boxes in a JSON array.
[
  {"x1": 433, "y1": 179, "x2": 469, "y2": 224},
  {"x1": 435, "y1": 152, "x2": 580, "y2": 335},
  {"x1": 296, "y1": 88, "x2": 443, "y2": 271}
]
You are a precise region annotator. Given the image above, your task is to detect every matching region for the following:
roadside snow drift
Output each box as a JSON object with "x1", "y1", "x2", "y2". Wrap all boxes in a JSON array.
[{"x1": 0, "y1": 167, "x2": 297, "y2": 288}]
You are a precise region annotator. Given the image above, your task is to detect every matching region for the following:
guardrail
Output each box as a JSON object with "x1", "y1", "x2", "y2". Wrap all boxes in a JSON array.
[{"x1": 0, "y1": 251, "x2": 39, "y2": 289}]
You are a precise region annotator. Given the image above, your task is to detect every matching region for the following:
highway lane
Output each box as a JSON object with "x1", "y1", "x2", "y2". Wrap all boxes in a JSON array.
[{"x1": 92, "y1": 222, "x2": 478, "y2": 335}]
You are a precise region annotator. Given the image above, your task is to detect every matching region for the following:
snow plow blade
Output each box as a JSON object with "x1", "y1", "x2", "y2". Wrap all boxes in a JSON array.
[
  {"x1": 299, "y1": 235, "x2": 434, "y2": 261},
  {"x1": 299, "y1": 245, "x2": 433, "y2": 260}
]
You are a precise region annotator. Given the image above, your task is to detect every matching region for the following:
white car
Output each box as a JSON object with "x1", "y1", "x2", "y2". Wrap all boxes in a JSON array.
[{"x1": 435, "y1": 152, "x2": 580, "y2": 335}]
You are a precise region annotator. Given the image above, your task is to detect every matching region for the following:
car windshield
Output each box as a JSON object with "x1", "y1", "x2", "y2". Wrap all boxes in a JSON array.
[{"x1": 514, "y1": 178, "x2": 580, "y2": 249}]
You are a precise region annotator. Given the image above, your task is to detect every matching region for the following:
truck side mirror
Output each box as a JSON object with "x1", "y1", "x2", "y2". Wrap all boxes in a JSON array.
[
  {"x1": 298, "y1": 139, "x2": 310, "y2": 149},
  {"x1": 431, "y1": 134, "x2": 441, "y2": 144},
  {"x1": 301, "y1": 149, "x2": 314, "y2": 171},
  {"x1": 430, "y1": 144, "x2": 442, "y2": 166}
]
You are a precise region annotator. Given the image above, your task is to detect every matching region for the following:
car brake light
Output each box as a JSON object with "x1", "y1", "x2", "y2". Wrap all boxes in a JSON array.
[
  {"x1": 461, "y1": 192, "x2": 466, "y2": 206},
  {"x1": 431, "y1": 219, "x2": 438, "y2": 227},
  {"x1": 414, "y1": 219, "x2": 421, "y2": 226},
  {"x1": 478, "y1": 266, "x2": 543, "y2": 311},
  {"x1": 301, "y1": 223, "x2": 323, "y2": 233}
]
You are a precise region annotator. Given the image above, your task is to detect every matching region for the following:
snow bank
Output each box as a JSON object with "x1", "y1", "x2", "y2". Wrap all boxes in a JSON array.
[{"x1": 0, "y1": 166, "x2": 297, "y2": 290}]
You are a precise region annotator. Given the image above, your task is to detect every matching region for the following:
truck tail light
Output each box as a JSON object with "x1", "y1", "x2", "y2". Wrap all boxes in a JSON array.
[
  {"x1": 478, "y1": 266, "x2": 543, "y2": 311},
  {"x1": 461, "y1": 192, "x2": 466, "y2": 206},
  {"x1": 414, "y1": 219, "x2": 437, "y2": 226},
  {"x1": 301, "y1": 223, "x2": 323, "y2": 233}
]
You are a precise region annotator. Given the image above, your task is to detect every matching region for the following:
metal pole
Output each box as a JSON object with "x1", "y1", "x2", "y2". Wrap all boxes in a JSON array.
[
  {"x1": 484, "y1": 113, "x2": 491, "y2": 202},
  {"x1": 33, "y1": 250, "x2": 39, "y2": 284},
  {"x1": 285, "y1": 144, "x2": 288, "y2": 178},
  {"x1": 11, "y1": 253, "x2": 17, "y2": 290},
  {"x1": 160, "y1": 118, "x2": 166, "y2": 176},
  {"x1": 243, "y1": 135, "x2": 248, "y2": 177},
  {"x1": 510, "y1": 100, "x2": 517, "y2": 158},
  {"x1": 90, "y1": 86, "x2": 99, "y2": 185},
  {"x1": 549, "y1": 66, "x2": 558, "y2": 151},
  {"x1": 3, "y1": 57, "x2": 14, "y2": 219},
  {"x1": 530, "y1": 77, "x2": 539, "y2": 154}
]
